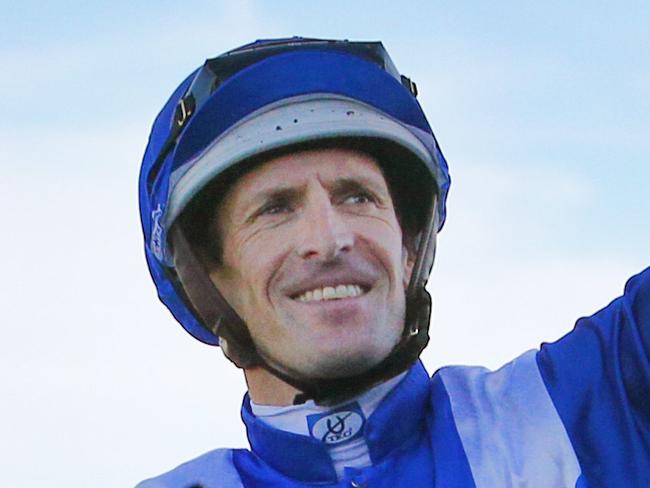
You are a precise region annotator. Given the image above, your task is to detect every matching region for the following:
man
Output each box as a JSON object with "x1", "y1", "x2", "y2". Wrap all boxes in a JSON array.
[{"x1": 138, "y1": 38, "x2": 649, "y2": 487}]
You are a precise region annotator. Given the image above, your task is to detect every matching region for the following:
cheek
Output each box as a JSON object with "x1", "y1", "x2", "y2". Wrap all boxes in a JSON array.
[
  {"x1": 362, "y1": 219, "x2": 406, "y2": 272},
  {"x1": 231, "y1": 232, "x2": 291, "y2": 299}
]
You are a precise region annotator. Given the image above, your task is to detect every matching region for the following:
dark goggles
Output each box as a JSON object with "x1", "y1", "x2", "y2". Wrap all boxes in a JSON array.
[{"x1": 148, "y1": 37, "x2": 419, "y2": 192}]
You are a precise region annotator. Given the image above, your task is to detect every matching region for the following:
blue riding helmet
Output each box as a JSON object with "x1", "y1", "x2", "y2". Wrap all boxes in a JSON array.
[{"x1": 139, "y1": 37, "x2": 451, "y2": 402}]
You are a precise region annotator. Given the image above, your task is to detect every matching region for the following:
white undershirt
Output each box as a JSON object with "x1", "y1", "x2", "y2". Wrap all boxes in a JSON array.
[{"x1": 251, "y1": 373, "x2": 406, "y2": 480}]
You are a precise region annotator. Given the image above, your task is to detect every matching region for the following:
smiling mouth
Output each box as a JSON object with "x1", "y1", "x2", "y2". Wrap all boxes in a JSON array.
[{"x1": 293, "y1": 284, "x2": 369, "y2": 303}]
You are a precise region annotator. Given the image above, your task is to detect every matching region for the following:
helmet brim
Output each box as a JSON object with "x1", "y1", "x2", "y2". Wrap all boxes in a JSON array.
[{"x1": 164, "y1": 94, "x2": 435, "y2": 230}]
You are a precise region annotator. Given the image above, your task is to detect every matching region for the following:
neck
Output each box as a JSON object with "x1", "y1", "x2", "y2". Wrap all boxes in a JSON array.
[
  {"x1": 244, "y1": 364, "x2": 407, "y2": 406},
  {"x1": 244, "y1": 366, "x2": 302, "y2": 406}
]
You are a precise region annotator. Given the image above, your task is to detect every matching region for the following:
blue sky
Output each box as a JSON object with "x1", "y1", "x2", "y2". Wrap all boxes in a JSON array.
[{"x1": 1, "y1": 2, "x2": 648, "y2": 486}]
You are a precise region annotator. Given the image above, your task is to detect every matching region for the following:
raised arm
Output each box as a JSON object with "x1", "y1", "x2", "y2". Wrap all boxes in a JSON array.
[{"x1": 537, "y1": 266, "x2": 650, "y2": 486}]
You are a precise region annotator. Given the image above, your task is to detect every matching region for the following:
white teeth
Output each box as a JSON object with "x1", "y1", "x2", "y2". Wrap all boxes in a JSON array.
[
  {"x1": 323, "y1": 286, "x2": 336, "y2": 299},
  {"x1": 335, "y1": 285, "x2": 347, "y2": 298},
  {"x1": 300, "y1": 291, "x2": 312, "y2": 302},
  {"x1": 295, "y1": 284, "x2": 364, "y2": 302}
]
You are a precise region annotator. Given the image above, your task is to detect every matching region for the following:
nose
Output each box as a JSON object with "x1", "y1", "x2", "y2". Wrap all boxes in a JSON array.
[{"x1": 296, "y1": 192, "x2": 354, "y2": 261}]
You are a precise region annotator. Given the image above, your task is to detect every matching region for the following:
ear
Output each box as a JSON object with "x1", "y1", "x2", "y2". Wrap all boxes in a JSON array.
[
  {"x1": 402, "y1": 244, "x2": 415, "y2": 289},
  {"x1": 218, "y1": 337, "x2": 240, "y2": 366},
  {"x1": 220, "y1": 337, "x2": 233, "y2": 360}
]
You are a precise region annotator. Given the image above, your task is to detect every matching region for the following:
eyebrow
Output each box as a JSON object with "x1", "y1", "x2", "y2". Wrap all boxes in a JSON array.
[
  {"x1": 250, "y1": 186, "x2": 302, "y2": 205},
  {"x1": 241, "y1": 174, "x2": 389, "y2": 218},
  {"x1": 328, "y1": 176, "x2": 388, "y2": 198},
  {"x1": 242, "y1": 186, "x2": 303, "y2": 219}
]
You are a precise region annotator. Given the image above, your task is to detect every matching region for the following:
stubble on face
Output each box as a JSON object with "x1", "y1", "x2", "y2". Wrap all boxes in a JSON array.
[{"x1": 209, "y1": 147, "x2": 413, "y2": 380}]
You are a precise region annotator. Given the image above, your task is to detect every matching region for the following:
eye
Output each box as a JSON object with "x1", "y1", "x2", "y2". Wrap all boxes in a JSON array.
[
  {"x1": 259, "y1": 203, "x2": 291, "y2": 216},
  {"x1": 342, "y1": 192, "x2": 375, "y2": 205},
  {"x1": 256, "y1": 197, "x2": 294, "y2": 217}
]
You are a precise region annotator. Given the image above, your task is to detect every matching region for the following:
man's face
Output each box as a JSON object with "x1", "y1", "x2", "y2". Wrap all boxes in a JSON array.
[{"x1": 210, "y1": 147, "x2": 413, "y2": 378}]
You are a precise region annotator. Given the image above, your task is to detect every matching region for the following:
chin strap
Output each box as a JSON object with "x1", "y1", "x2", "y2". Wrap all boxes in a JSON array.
[
  {"x1": 169, "y1": 225, "x2": 263, "y2": 369},
  {"x1": 169, "y1": 195, "x2": 438, "y2": 405}
]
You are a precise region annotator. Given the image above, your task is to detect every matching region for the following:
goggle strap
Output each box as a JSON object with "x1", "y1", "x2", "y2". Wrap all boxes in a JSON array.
[{"x1": 147, "y1": 39, "x2": 418, "y2": 194}]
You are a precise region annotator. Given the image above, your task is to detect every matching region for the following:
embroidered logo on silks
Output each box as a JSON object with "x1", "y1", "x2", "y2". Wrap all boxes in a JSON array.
[
  {"x1": 150, "y1": 204, "x2": 164, "y2": 261},
  {"x1": 307, "y1": 402, "x2": 366, "y2": 445}
]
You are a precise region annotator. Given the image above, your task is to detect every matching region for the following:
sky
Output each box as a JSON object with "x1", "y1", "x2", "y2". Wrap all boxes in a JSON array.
[{"x1": 1, "y1": 1, "x2": 648, "y2": 486}]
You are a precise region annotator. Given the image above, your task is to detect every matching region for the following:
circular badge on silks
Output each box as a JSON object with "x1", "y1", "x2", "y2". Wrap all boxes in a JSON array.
[{"x1": 307, "y1": 402, "x2": 366, "y2": 445}]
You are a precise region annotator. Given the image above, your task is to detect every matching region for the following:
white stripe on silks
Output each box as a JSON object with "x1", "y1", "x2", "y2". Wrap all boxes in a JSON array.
[{"x1": 439, "y1": 350, "x2": 581, "y2": 488}]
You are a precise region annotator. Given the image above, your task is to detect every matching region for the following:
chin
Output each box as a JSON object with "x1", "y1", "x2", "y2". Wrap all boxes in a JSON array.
[{"x1": 301, "y1": 344, "x2": 392, "y2": 379}]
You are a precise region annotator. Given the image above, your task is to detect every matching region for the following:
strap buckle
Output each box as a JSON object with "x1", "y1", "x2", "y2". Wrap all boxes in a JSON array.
[
  {"x1": 175, "y1": 95, "x2": 196, "y2": 128},
  {"x1": 401, "y1": 75, "x2": 418, "y2": 97}
]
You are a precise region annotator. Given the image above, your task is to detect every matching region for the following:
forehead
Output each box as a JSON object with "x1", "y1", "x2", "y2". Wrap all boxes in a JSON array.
[{"x1": 225, "y1": 147, "x2": 390, "y2": 204}]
